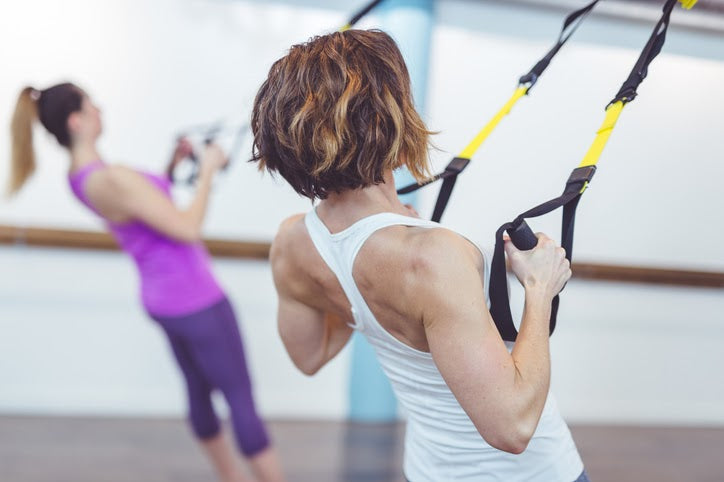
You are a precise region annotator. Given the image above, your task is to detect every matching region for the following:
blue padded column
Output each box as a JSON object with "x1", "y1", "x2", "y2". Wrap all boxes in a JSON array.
[{"x1": 348, "y1": 0, "x2": 435, "y2": 421}]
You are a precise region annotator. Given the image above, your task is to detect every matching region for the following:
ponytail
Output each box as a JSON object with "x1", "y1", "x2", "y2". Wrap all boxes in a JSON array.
[{"x1": 8, "y1": 87, "x2": 39, "y2": 196}]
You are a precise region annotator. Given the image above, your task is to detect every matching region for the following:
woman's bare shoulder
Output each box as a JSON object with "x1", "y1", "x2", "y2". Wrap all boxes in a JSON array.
[{"x1": 270, "y1": 213, "x2": 309, "y2": 268}]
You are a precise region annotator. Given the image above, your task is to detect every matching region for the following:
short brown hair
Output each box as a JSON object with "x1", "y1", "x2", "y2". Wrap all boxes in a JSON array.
[{"x1": 251, "y1": 29, "x2": 433, "y2": 200}]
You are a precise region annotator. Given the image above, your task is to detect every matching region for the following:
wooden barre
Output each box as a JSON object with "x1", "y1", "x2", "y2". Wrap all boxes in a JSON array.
[
  {"x1": 0, "y1": 224, "x2": 270, "y2": 260},
  {"x1": 1, "y1": 224, "x2": 722, "y2": 288}
]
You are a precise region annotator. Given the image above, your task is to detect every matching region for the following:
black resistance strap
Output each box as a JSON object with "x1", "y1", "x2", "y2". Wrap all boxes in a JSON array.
[
  {"x1": 172, "y1": 123, "x2": 249, "y2": 185},
  {"x1": 341, "y1": 0, "x2": 385, "y2": 31},
  {"x1": 489, "y1": 0, "x2": 695, "y2": 341},
  {"x1": 396, "y1": 0, "x2": 601, "y2": 222}
]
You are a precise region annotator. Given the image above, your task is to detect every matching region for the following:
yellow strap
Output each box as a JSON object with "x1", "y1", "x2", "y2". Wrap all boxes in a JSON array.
[
  {"x1": 457, "y1": 85, "x2": 529, "y2": 159},
  {"x1": 575, "y1": 0, "x2": 695, "y2": 186},
  {"x1": 578, "y1": 100, "x2": 625, "y2": 168},
  {"x1": 339, "y1": 23, "x2": 352, "y2": 32},
  {"x1": 574, "y1": 100, "x2": 624, "y2": 193}
]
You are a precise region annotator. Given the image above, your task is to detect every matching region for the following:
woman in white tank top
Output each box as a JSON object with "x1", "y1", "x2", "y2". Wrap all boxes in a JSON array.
[{"x1": 250, "y1": 29, "x2": 588, "y2": 482}]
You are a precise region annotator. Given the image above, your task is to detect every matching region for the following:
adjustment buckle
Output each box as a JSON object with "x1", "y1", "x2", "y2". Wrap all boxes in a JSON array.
[
  {"x1": 567, "y1": 165, "x2": 597, "y2": 184},
  {"x1": 518, "y1": 72, "x2": 538, "y2": 86},
  {"x1": 566, "y1": 165, "x2": 597, "y2": 193},
  {"x1": 445, "y1": 157, "x2": 471, "y2": 175}
]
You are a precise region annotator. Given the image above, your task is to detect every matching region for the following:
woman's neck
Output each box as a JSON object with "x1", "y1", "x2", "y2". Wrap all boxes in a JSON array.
[
  {"x1": 316, "y1": 170, "x2": 410, "y2": 232},
  {"x1": 69, "y1": 141, "x2": 101, "y2": 173}
]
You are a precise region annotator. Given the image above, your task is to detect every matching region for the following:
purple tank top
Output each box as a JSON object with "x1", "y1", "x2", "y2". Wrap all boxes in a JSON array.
[{"x1": 68, "y1": 160, "x2": 224, "y2": 317}]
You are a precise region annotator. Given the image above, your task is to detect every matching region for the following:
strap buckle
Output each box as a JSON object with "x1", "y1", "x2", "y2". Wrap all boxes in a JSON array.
[
  {"x1": 445, "y1": 157, "x2": 471, "y2": 175},
  {"x1": 566, "y1": 165, "x2": 597, "y2": 193},
  {"x1": 518, "y1": 72, "x2": 538, "y2": 88}
]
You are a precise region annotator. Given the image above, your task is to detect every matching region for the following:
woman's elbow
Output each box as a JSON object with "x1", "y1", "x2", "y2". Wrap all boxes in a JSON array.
[
  {"x1": 175, "y1": 224, "x2": 202, "y2": 243},
  {"x1": 486, "y1": 434, "x2": 529, "y2": 455},
  {"x1": 279, "y1": 335, "x2": 323, "y2": 376},
  {"x1": 500, "y1": 433, "x2": 532, "y2": 455},
  {"x1": 483, "y1": 420, "x2": 536, "y2": 455},
  {"x1": 296, "y1": 360, "x2": 322, "y2": 376}
]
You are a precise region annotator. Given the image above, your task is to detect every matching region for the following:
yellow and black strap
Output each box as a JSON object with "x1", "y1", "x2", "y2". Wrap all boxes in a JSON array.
[
  {"x1": 489, "y1": 0, "x2": 697, "y2": 342},
  {"x1": 340, "y1": 0, "x2": 385, "y2": 32},
  {"x1": 397, "y1": 0, "x2": 602, "y2": 222}
]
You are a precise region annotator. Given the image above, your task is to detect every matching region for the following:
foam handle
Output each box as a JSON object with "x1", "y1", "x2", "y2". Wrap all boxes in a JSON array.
[{"x1": 509, "y1": 221, "x2": 538, "y2": 250}]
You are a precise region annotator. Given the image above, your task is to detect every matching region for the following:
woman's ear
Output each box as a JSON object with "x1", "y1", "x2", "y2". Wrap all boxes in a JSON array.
[{"x1": 66, "y1": 111, "x2": 82, "y2": 136}]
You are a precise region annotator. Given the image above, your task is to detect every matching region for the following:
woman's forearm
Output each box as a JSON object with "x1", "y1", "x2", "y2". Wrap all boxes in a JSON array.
[
  {"x1": 181, "y1": 165, "x2": 217, "y2": 238},
  {"x1": 508, "y1": 290, "x2": 553, "y2": 443}
]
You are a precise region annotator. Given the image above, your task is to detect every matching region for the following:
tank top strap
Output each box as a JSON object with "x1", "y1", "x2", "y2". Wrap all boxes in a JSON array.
[
  {"x1": 346, "y1": 212, "x2": 439, "y2": 269},
  {"x1": 305, "y1": 208, "x2": 438, "y2": 274},
  {"x1": 304, "y1": 208, "x2": 439, "y2": 328},
  {"x1": 303, "y1": 209, "x2": 351, "y2": 289}
]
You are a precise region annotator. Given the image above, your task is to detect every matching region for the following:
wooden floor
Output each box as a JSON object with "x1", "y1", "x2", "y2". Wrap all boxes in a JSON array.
[{"x1": 0, "y1": 416, "x2": 723, "y2": 481}]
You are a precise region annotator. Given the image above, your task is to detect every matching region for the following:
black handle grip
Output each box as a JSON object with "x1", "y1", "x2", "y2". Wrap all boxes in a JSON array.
[
  {"x1": 508, "y1": 221, "x2": 538, "y2": 250},
  {"x1": 186, "y1": 136, "x2": 215, "y2": 166}
]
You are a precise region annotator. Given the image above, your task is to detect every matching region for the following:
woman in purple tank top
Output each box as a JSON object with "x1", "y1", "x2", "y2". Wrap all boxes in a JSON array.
[{"x1": 8, "y1": 83, "x2": 285, "y2": 482}]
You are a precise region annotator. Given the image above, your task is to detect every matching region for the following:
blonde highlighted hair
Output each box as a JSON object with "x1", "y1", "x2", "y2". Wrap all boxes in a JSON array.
[
  {"x1": 7, "y1": 82, "x2": 83, "y2": 195},
  {"x1": 251, "y1": 29, "x2": 433, "y2": 200},
  {"x1": 8, "y1": 87, "x2": 38, "y2": 195}
]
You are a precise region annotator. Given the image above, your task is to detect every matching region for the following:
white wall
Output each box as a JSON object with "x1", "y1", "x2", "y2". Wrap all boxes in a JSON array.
[
  {"x1": 1, "y1": 0, "x2": 723, "y2": 424},
  {"x1": 0, "y1": 246, "x2": 349, "y2": 419},
  {"x1": 2, "y1": 244, "x2": 723, "y2": 425}
]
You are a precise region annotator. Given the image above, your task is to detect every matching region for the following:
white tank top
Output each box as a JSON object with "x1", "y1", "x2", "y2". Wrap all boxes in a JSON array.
[{"x1": 304, "y1": 209, "x2": 583, "y2": 482}]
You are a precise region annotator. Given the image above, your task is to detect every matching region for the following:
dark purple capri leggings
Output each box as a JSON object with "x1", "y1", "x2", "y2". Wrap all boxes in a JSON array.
[{"x1": 150, "y1": 297, "x2": 269, "y2": 456}]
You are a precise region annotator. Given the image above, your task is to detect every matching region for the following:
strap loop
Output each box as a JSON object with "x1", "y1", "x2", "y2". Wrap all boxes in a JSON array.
[
  {"x1": 610, "y1": 0, "x2": 678, "y2": 106},
  {"x1": 519, "y1": 0, "x2": 600, "y2": 91},
  {"x1": 488, "y1": 0, "x2": 695, "y2": 341}
]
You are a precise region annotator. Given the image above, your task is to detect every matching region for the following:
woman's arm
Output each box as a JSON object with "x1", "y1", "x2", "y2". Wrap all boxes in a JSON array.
[
  {"x1": 269, "y1": 215, "x2": 353, "y2": 375},
  {"x1": 275, "y1": 292, "x2": 353, "y2": 375},
  {"x1": 84, "y1": 143, "x2": 227, "y2": 242},
  {"x1": 415, "y1": 229, "x2": 570, "y2": 454}
]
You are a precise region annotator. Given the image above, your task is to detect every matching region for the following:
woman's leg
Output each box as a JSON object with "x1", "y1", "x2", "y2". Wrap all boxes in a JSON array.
[
  {"x1": 160, "y1": 324, "x2": 249, "y2": 482},
  {"x1": 189, "y1": 299, "x2": 285, "y2": 482},
  {"x1": 245, "y1": 446, "x2": 285, "y2": 482},
  {"x1": 200, "y1": 431, "x2": 252, "y2": 482}
]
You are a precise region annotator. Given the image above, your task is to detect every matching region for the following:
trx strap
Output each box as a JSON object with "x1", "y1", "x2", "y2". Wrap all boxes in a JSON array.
[
  {"x1": 397, "y1": 0, "x2": 601, "y2": 222},
  {"x1": 489, "y1": 0, "x2": 697, "y2": 341},
  {"x1": 341, "y1": 0, "x2": 385, "y2": 31},
  {"x1": 172, "y1": 123, "x2": 249, "y2": 185}
]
